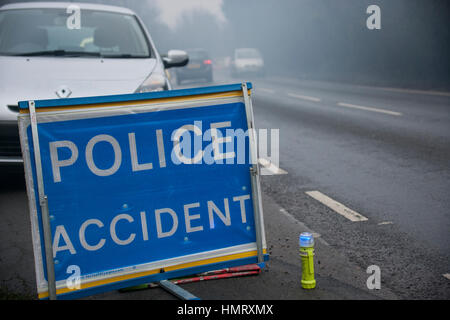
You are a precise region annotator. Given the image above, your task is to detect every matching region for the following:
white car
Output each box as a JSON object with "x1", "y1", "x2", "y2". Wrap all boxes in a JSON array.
[
  {"x1": 0, "y1": 2, "x2": 188, "y2": 165},
  {"x1": 231, "y1": 48, "x2": 265, "y2": 78}
]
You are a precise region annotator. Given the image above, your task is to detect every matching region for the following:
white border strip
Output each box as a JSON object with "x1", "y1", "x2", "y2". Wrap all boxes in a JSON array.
[
  {"x1": 41, "y1": 242, "x2": 261, "y2": 293},
  {"x1": 18, "y1": 116, "x2": 47, "y2": 291}
]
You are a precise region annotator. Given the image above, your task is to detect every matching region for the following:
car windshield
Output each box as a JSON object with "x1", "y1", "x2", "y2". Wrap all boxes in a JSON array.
[
  {"x1": 236, "y1": 49, "x2": 261, "y2": 59},
  {"x1": 0, "y1": 8, "x2": 151, "y2": 57}
]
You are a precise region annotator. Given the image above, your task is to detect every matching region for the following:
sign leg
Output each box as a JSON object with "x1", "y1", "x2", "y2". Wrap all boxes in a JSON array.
[{"x1": 158, "y1": 280, "x2": 201, "y2": 300}]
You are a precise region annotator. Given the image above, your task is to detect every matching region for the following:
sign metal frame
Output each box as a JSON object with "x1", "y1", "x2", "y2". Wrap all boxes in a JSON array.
[{"x1": 28, "y1": 100, "x2": 57, "y2": 300}]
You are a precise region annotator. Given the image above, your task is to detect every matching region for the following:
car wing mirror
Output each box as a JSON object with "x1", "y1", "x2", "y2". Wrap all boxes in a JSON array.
[{"x1": 162, "y1": 50, "x2": 189, "y2": 68}]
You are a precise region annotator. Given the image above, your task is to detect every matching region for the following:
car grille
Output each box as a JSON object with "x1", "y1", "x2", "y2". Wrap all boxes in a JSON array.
[
  {"x1": 7, "y1": 105, "x2": 19, "y2": 113},
  {"x1": 0, "y1": 138, "x2": 22, "y2": 157},
  {"x1": 0, "y1": 121, "x2": 22, "y2": 158}
]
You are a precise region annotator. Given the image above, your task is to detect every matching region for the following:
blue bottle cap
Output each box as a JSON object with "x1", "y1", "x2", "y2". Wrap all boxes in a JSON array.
[{"x1": 299, "y1": 232, "x2": 314, "y2": 247}]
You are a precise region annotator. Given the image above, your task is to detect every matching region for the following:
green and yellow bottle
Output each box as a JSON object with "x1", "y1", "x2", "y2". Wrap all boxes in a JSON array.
[{"x1": 299, "y1": 232, "x2": 316, "y2": 289}]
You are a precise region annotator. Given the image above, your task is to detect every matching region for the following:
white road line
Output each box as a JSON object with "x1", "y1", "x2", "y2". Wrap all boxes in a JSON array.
[
  {"x1": 337, "y1": 102, "x2": 402, "y2": 116},
  {"x1": 305, "y1": 191, "x2": 368, "y2": 222},
  {"x1": 287, "y1": 92, "x2": 321, "y2": 102},
  {"x1": 372, "y1": 86, "x2": 450, "y2": 97},
  {"x1": 258, "y1": 87, "x2": 275, "y2": 94},
  {"x1": 258, "y1": 158, "x2": 288, "y2": 175},
  {"x1": 278, "y1": 208, "x2": 330, "y2": 246},
  {"x1": 378, "y1": 221, "x2": 394, "y2": 225},
  {"x1": 443, "y1": 274, "x2": 450, "y2": 280}
]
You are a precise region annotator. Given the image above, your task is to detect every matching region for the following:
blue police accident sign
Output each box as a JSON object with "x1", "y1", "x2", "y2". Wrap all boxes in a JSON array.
[{"x1": 18, "y1": 83, "x2": 268, "y2": 299}]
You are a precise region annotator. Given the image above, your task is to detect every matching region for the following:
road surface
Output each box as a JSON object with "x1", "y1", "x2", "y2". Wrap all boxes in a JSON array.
[
  {"x1": 174, "y1": 68, "x2": 450, "y2": 299},
  {"x1": 0, "y1": 68, "x2": 449, "y2": 300}
]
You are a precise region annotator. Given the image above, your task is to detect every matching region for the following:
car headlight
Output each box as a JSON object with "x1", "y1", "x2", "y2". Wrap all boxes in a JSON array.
[{"x1": 135, "y1": 73, "x2": 167, "y2": 93}]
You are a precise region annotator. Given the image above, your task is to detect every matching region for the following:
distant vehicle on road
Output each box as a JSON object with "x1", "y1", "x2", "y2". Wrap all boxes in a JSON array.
[
  {"x1": 0, "y1": 1, "x2": 188, "y2": 165},
  {"x1": 231, "y1": 48, "x2": 265, "y2": 78},
  {"x1": 174, "y1": 48, "x2": 213, "y2": 85}
]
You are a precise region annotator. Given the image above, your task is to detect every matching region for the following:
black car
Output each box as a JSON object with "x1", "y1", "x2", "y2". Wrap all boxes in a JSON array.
[{"x1": 175, "y1": 49, "x2": 213, "y2": 85}]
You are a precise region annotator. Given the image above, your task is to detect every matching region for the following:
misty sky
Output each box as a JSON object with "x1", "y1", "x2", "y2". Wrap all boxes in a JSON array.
[
  {"x1": 0, "y1": 0, "x2": 446, "y2": 89},
  {"x1": 153, "y1": 0, "x2": 225, "y2": 29}
]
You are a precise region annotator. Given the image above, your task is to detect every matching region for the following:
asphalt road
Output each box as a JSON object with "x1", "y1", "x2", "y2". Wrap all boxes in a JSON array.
[
  {"x1": 174, "y1": 68, "x2": 450, "y2": 299},
  {"x1": 0, "y1": 68, "x2": 449, "y2": 300}
]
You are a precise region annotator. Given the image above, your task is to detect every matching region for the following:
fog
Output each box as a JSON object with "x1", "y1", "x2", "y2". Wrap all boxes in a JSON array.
[{"x1": 2, "y1": 0, "x2": 449, "y2": 89}]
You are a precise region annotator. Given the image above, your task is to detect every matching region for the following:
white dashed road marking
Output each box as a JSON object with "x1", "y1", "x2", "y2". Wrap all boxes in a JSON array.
[
  {"x1": 287, "y1": 92, "x2": 321, "y2": 102},
  {"x1": 258, "y1": 88, "x2": 275, "y2": 94},
  {"x1": 378, "y1": 221, "x2": 394, "y2": 225},
  {"x1": 337, "y1": 102, "x2": 402, "y2": 116},
  {"x1": 305, "y1": 190, "x2": 368, "y2": 222},
  {"x1": 258, "y1": 158, "x2": 288, "y2": 176}
]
